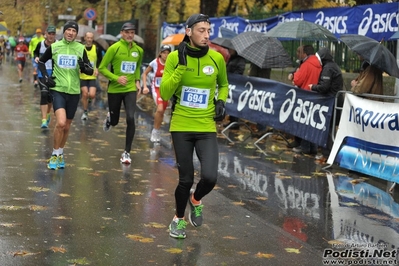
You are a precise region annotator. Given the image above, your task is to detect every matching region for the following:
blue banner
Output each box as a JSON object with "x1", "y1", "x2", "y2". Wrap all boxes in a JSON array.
[
  {"x1": 226, "y1": 73, "x2": 335, "y2": 147},
  {"x1": 162, "y1": 3, "x2": 399, "y2": 41}
]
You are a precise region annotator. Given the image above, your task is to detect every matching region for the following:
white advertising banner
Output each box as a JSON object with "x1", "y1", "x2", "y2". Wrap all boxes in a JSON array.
[{"x1": 328, "y1": 94, "x2": 399, "y2": 182}]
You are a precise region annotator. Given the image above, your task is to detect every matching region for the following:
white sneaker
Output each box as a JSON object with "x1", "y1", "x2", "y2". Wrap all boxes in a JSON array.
[
  {"x1": 81, "y1": 112, "x2": 88, "y2": 120},
  {"x1": 120, "y1": 151, "x2": 131, "y2": 164},
  {"x1": 150, "y1": 129, "x2": 160, "y2": 143}
]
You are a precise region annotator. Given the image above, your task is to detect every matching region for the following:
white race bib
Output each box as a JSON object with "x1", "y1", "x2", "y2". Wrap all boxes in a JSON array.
[
  {"x1": 121, "y1": 61, "x2": 136, "y2": 74},
  {"x1": 155, "y1": 77, "x2": 162, "y2": 87},
  {"x1": 58, "y1": 54, "x2": 77, "y2": 69},
  {"x1": 180, "y1": 86, "x2": 209, "y2": 109}
]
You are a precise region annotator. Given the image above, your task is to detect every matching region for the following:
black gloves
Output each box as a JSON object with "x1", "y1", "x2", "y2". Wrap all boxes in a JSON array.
[
  {"x1": 43, "y1": 75, "x2": 56, "y2": 88},
  {"x1": 78, "y1": 58, "x2": 85, "y2": 70},
  {"x1": 178, "y1": 42, "x2": 187, "y2": 66},
  {"x1": 213, "y1": 100, "x2": 226, "y2": 121}
]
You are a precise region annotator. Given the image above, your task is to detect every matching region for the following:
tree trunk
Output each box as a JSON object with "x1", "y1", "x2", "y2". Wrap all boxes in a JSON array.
[{"x1": 200, "y1": 0, "x2": 218, "y2": 17}]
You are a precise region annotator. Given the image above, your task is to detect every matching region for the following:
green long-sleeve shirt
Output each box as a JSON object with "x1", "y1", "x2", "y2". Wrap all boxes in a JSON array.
[
  {"x1": 160, "y1": 47, "x2": 229, "y2": 132},
  {"x1": 99, "y1": 38, "x2": 143, "y2": 93}
]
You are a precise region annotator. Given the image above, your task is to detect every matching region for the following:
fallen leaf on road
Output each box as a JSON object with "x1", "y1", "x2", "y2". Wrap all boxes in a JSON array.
[
  {"x1": 13, "y1": 250, "x2": 40, "y2": 257},
  {"x1": 285, "y1": 248, "x2": 301, "y2": 254},
  {"x1": 29, "y1": 205, "x2": 48, "y2": 211},
  {"x1": 126, "y1": 234, "x2": 154, "y2": 243},
  {"x1": 0, "y1": 223, "x2": 21, "y2": 227},
  {"x1": 58, "y1": 193, "x2": 71, "y2": 197},
  {"x1": 232, "y1": 201, "x2": 245, "y2": 206},
  {"x1": 256, "y1": 196, "x2": 268, "y2": 201},
  {"x1": 127, "y1": 191, "x2": 143, "y2": 196},
  {"x1": 28, "y1": 186, "x2": 50, "y2": 192},
  {"x1": 67, "y1": 257, "x2": 91, "y2": 265},
  {"x1": 49, "y1": 246, "x2": 67, "y2": 253},
  {"x1": 144, "y1": 222, "x2": 166, "y2": 229},
  {"x1": 164, "y1": 248, "x2": 183, "y2": 254},
  {"x1": 52, "y1": 216, "x2": 72, "y2": 220},
  {"x1": 223, "y1": 236, "x2": 238, "y2": 240},
  {"x1": 255, "y1": 252, "x2": 275, "y2": 258},
  {"x1": 237, "y1": 251, "x2": 249, "y2": 255}
]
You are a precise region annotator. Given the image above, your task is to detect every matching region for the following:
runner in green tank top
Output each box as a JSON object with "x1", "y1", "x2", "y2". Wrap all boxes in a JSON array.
[{"x1": 160, "y1": 13, "x2": 229, "y2": 239}]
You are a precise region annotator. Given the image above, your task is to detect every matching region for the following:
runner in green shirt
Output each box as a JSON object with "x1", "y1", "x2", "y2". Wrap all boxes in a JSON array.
[
  {"x1": 160, "y1": 13, "x2": 229, "y2": 239},
  {"x1": 99, "y1": 22, "x2": 144, "y2": 164},
  {"x1": 38, "y1": 21, "x2": 93, "y2": 170}
]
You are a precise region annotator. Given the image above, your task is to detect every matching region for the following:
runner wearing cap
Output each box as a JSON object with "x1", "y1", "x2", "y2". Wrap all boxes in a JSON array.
[
  {"x1": 160, "y1": 13, "x2": 229, "y2": 239},
  {"x1": 14, "y1": 37, "x2": 29, "y2": 82},
  {"x1": 38, "y1": 21, "x2": 94, "y2": 170},
  {"x1": 29, "y1": 28, "x2": 45, "y2": 88},
  {"x1": 34, "y1": 25, "x2": 57, "y2": 129},
  {"x1": 142, "y1": 44, "x2": 171, "y2": 143},
  {"x1": 99, "y1": 21, "x2": 144, "y2": 164}
]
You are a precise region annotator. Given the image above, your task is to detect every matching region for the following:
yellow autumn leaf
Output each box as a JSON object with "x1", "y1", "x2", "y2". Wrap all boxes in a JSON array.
[
  {"x1": 90, "y1": 158, "x2": 104, "y2": 162},
  {"x1": 13, "y1": 250, "x2": 40, "y2": 257},
  {"x1": 0, "y1": 205, "x2": 25, "y2": 210},
  {"x1": 164, "y1": 248, "x2": 183, "y2": 254},
  {"x1": 299, "y1": 175, "x2": 312, "y2": 179},
  {"x1": 237, "y1": 251, "x2": 249, "y2": 255},
  {"x1": 29, "y1": 205, "x2": 48, "y2": 211},
  {"x1": 52, "y1": 216, "x2": 72, "y2": 220},
  {"x1": 256, "y1": 196, "x2": 268, "y2": 201},
  {"x1": 144, "y1": 222, "x2": 166, "y2": 229},
  {"x1": 227, "y1": 185, "x2": 237, "y2": 188},
  {"x1": 66, "y1": 257, "x2": 91, "y2": 265},
  {"x1": 255, "y1": 252, "x2": 275, "y2": 258},
  {"x1": 327, "y1": 239, "x2": 345, "y2": 245},
  {"x1": 126, "y1": 234, "x2": 154, "y2": 243},
  {"x1": 0, "y1": 223, "x2": 21, "y2": 227},
  {"x1": 232, "y1": 201, "x2": 245, "y2": 206},
  {"x1": 28, "y1": 186, "x2": 50, "y2": 192},
  {"x1": 285, "y1": 248, "x2": 301, "y2": 254},
  {"x1": 223, "y1": 236, "x2": 238, "y2": 240},
  {"x1": 77, "y1": 167, "x2": 93, "y2": 171},
  {"x1": 58, "y1": 193, "x2": 71, "y2": 197},
  {"x1": 49, "y1": 246, "x2": 67, "y2": 253},
  {"x1": 102, "y1": 217, "x2": 113, "y2": 220},
  {"x1": 127, "y1": 191, "x2": 144, "y2": 196}
]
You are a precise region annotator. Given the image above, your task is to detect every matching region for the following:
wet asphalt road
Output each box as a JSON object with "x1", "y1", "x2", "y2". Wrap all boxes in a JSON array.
[{"x1": 0, "y1": 59, "x2": 398, "y2": 266}]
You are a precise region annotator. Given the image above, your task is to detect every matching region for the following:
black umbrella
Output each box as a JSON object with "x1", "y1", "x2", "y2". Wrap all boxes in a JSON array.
[
  {"x1": 211, "y1": 37, "x2": 234, "y2": 49},
  {"x1": 340, "y1": 34, "x2": 399, "y2": 78},
  {"x1": 231, "y1": 31, "x2": 292, "y2": 69}
]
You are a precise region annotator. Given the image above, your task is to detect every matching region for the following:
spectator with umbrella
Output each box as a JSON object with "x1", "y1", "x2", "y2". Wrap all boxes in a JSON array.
[{"x1": 340, "y1": 34, "x2": 399, "y2": 101}]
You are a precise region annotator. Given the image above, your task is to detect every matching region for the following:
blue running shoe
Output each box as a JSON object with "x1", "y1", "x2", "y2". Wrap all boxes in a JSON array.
[
  {"x1": 46, "y1": 113, "x2": 51, "y2": 124},
  {"x1": 47, "y1": 155, "x2": 58, "y2": 170},
  {"x1": 57, "y1": 154, "x2": 65, "y2": 169},
  {"x1": 41, "y1": 119, "x2": 48, "y2": 129}
]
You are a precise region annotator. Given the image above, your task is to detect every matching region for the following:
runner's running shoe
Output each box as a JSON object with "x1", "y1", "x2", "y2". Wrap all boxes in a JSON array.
[
  {"x1": 41, "y1": 119, "x2": 48, "y2": 128},
  {"x1": 103, "y1": 112, "x2": 111, "y2": 132},
  {"x1": 47, "y1": 155, "x2": 58, "y2": 170},
  {"x1": 81, "y1": 111, "x2": 88, "y2": 120},
  {"x1": 169, "y1": 217, "x2": 187, "y2": 239},
  {"x1": 120, "y1": 151, "x2": 131, "y2": 164},
  {"x1": 188, "y1": 190, "x2": 204, "y2": 227},
  {"x1": 57, "y1": 154, "x2": 65, "y2": 169},
  {"x1": 150, "y1": 129, "x2": 160, "y2": 142},
  {"x1": 46, "y1": 113, "x2": 51, "y2": 124}
]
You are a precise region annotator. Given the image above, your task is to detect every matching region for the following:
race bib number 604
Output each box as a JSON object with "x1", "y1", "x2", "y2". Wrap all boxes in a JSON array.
[{"x1": 180, "y1": 86, "x2": 209, "y2": 109}]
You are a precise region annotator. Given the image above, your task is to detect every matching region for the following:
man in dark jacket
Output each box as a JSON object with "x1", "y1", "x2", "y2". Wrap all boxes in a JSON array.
[
  {"x1": 309, "y1": 47, "x2": 343, "y2": 161},
  {"x1": 223, "y1": 48, "x2": 246, "y2": 130}
]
